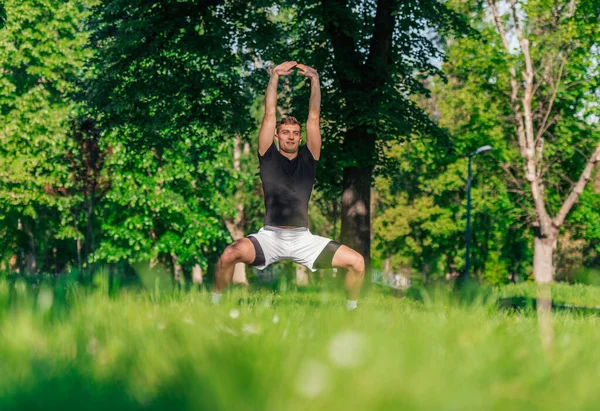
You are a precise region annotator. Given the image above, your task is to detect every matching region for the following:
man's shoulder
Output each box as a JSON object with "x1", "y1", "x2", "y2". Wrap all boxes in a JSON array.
[
  {"x1": 301, "y1": 144, "x2": 319, "y2": 163},
  {"x1": 258, "y1": 143, "x2": 277, "y2": 161}
]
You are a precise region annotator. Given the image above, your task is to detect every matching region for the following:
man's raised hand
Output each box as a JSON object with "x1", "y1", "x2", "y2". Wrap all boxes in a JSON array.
[
  {"x1": 296, "y1": 64, "x2": 319, "y2": 80},
  {"x1": 273, "y1": 61, "x2": 297, "y2": 77}
]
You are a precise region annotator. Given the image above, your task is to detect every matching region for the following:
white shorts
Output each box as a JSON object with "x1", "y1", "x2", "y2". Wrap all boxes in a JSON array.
[{"x1": 247, "y1": 226, "x2": 340, "y2": 272}]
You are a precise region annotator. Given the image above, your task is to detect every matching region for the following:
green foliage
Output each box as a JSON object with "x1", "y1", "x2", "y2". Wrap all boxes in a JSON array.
[
  {"x1": 0, "y1": 0, "x2": 598, "y2": 285},
  {"x1": 268, "y1": 1, "x2": 470, "y2": 180},
  {"x1": 86, "y1": 0, "x2": 266, "y2": 150},
  {"x1": 93, "y1": 138, "x2": 233, "y2": 269},
  {"x1": 374, "y1": 0, "x2": 600, "y2": 283},
  {"x1": 0, "y1": 0, "x2": 98, "y2": 271},
  {"x1": 84, "y1": 1, "x2": 281, "y2": 270},
  {"x1": 373, "y1": 137, "x2": 527, "y2": 283}
]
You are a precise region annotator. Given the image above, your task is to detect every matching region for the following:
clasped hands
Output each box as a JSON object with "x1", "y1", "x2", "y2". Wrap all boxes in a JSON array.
[{"x1": 272, "y1": 61, "x2": 318, "y2": 81}]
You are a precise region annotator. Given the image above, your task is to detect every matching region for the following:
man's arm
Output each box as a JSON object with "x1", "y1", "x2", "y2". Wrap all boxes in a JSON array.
[
  {"x1": 297, "y1": 64, "x2": 321, "y2": 160},
  {"x1": 258, "y1": 61, "x2": 297, "y2": 156}
]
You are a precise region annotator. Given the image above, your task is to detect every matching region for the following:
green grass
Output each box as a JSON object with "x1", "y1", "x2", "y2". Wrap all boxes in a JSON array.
[{"x1": 1, "y1": 275, "x2": 600, "y2": 410}]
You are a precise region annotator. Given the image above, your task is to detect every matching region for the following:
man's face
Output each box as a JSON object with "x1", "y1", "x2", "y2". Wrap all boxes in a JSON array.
[{"x1": 276, "y1": 124, "x2": 301, "y2": 154}]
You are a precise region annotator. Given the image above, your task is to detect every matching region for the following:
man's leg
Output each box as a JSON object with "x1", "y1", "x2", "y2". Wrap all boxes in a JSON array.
[
  {"x1": 331, "y1": 246, "x2": 365, "y2": 307},
  {"x1": 212, "y1": 238, "x2": 256, "y2": 302}
]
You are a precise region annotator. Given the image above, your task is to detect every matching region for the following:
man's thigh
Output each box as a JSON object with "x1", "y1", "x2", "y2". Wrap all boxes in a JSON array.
[
  {"x1": 227, "y1": 238, "x2": 257, "y2": 265},
  {"x1": 294, "y1": 232, "x2": 333, "y2": 271},
  {"x1": 246, "y1": 228, "x2": 288, "y2": 269},
  {"x1": 331, "y1": 245, "x2": 363, "y2": 270}
]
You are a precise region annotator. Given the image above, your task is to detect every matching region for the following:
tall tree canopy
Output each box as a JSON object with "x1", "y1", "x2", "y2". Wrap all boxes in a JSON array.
[
  {"x1": 373, "y1": 0, "x2": 600, "y2": 283},
  {"x1": 85, "y1": 0, "x2": 278, "y2": 272},
  {"x1": 264, "y1": 1, "x2": 469, "y2": 267},
  {"x1": 0, "y1": 0, "x2": 97, "y2": 273},
  {"x1": 443, "y1": 0, "x2": 600, "y2": 282}
]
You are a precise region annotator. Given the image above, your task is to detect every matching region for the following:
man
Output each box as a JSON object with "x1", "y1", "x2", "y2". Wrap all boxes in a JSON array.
[{"x1": 212, "y1": 61, "x2": 365, "y2": 310}]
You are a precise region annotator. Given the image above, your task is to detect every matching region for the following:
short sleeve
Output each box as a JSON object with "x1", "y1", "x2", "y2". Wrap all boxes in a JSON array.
[
  {"x1": 258, "y1": 143, "x2": 277, "y2": 163},
  {"x1": 301, "y1": 145, "x2": 319, "y2": 163}
]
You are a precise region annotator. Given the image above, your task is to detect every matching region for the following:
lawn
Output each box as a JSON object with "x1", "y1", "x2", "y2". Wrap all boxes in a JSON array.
[{"x1": 1, "y1": 274, "x2": 599, "y2": 410}]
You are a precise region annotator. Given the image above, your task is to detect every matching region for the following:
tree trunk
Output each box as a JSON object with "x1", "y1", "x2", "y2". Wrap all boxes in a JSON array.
[
  {"x1": 53, "y1": 247, "x2": 58, "y2": 274},
  {"x1": 533, "y1": 232, "x2": 556, "y2": 284},
  {"x1": 71, "y1": 212, "x2": 82, "y2": 274},
  {"x1": 340, "y1": 166, "x2": 373, "y2": 269},
  {"x1": 383, "y1": 258, "x2": 391, "y2": 275},
  {"x1": 23, "y1": 220, "x2": 36, "y2": 275},
  {"x1": 323, "y1": 0, "x2": 397, "y2": 276},
  {"x1": 171, "y1": 253, "x2": 183, "y2": 283},
  {"x1": 225, "y1": 133, "x2": 249, "y2": 286},
  {"x1": 489, "y1": 1, "x2": 600, "y2": 289},
  {"x1": 192, "y1": 264, "x2": 203, "y2": 284},
  {"x1": 16, "y1": 219, "x2": 36, "y2": 275},
  {"x1": 534, "y1": 230, "x2": 555, "y2": 350},
  {"x1": 85, "y1": 184, "x2": 96, "y2": 273},
  {"x1": 296, "y1": 264, "x2": 309, "y2": 286}
]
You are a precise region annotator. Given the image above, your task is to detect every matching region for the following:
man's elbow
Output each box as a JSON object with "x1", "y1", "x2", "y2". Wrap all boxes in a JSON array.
[{"x1": 263, "y1": 111, "x2": 277, "y2": 121}]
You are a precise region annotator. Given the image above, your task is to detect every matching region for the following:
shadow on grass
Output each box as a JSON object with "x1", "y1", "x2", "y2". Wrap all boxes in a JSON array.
[
  {"x1": 497, "y1": 296, "x2": 600, "y2": 316},
  {"x1": 400, "y1": 281, "x2": 600, "y2": 317},
  {"x1": 1, "y1": 370, "x2": 187, "y2": 411},
  {"x1": 0, "y1": 357, "x2": 253, "y2": 411},
  {"x1": 400, "y1": 282, "x2": 496, "y2": 308}
]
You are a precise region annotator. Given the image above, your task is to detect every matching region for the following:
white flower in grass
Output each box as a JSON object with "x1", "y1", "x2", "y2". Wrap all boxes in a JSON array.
[
  {"x1": 156, "y1": 322, "x2": 166, "y2": 330},
  {"x1": 217, "y1": 324, "x2": 238, "y2": 336},
  {"x1": 229, "y1": 309, "x2": 240, "y2": 319},
  {"x1": 242, "y1": 323, "x2": 259, "y2": 335},
  {"x1": 183, "y1": 317, "x2": 194, "y2": 325},
  {"x1": 272, "y1": 314, "x2": 279, "y2": 324},
  {"x1": 37, "y1": 288, "x2": 53, "y2": 312},
  {"x1": 295, "y1": 359, "x2": 329, "y2": 399},
  {"x1": 328, "y1": 330, "x2": 366, "y2": 369},
  {"x1": 87, "y1": 337, "x2": 98, "y2": 356}
]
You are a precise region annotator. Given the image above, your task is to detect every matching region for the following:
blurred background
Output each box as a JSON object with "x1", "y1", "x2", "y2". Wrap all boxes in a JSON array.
[{"x1": 0, "y1": 0, "x2": 599, "y2": 288}]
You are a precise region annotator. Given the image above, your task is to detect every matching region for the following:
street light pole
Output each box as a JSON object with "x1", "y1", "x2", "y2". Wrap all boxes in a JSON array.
[
  {"x1": 465, "y1": 155, "x2": 473, "y2": 285},
  {"x1": 463, "y1": 145, "x2": 492, "y2": 285}
]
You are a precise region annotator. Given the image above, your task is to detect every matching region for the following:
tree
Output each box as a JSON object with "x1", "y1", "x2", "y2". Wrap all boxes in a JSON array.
[
  {"x1": 272, "y1": 1, "x2": 468, "y2": 268},
  {"x1": 86, "y1": 0, "x2": 278, "y2": 276},
  {"x1": 443, "y1": 0, "x2": 600, "y2": 283},
  {"x1": 372, "y1": 134, "x2": 530, "y2": 284},
  {"x1": 0, "y1": 0, "x2": 97, "y2": 274}
]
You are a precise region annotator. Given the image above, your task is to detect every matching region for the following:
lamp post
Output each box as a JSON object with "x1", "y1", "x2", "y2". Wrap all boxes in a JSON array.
[{"x1": 464, "y1": 145, "x2": 492, "y2": 285}]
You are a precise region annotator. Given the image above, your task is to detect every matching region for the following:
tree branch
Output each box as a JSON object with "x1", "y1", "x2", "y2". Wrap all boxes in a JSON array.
[
  {"x1": 535, "y1": 55, "x2": 566, "y2": 142},
  {"x1": 554, "y1": 142, "x2": 600, "y2": 228},
  {"x1": 489, "y1": 0, "x2": 527, "y2": 157},
  {"x1": 510, "y1": 1, "x2": 553, "y2": 232},
  {"x1": 500, "y1": 163, "x2": 523, "y2": 188}
]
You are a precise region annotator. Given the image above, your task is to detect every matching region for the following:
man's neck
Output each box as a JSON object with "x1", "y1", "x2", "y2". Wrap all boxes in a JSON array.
[{"x1": 278, "y1": 149, "x2": 299, "y2": 161}]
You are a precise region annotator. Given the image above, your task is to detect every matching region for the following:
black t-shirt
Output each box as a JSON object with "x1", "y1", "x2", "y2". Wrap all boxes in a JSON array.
[{"x1": 258, "y1": 143, "x2": 319, "y2": 227}]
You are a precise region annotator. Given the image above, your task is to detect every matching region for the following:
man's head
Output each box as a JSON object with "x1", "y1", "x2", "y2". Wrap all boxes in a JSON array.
[{"x1": 275, "y1": 117, "x2": 302, "y2": 154}]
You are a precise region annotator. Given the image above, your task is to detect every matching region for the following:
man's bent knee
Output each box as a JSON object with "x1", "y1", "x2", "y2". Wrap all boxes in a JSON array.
[
  {"x1": 220, "y1": 239, "x2": 255, "y2": 265},
  {"x1": 351, "y1": 254, "x2": 365, "y2": 277},
  {"x1": 332, "y1": 245, "x2": 366, "y2": 274}
]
